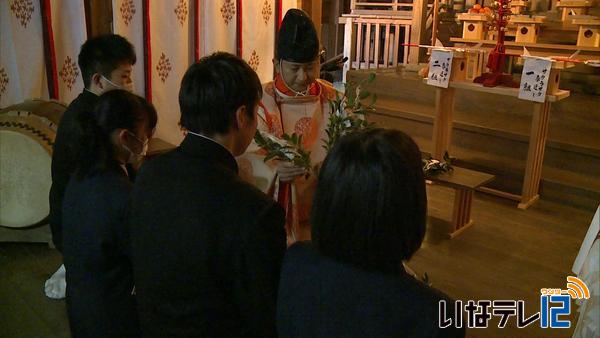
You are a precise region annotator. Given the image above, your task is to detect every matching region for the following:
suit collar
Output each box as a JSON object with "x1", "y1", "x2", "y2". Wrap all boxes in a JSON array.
[{"x1": 179, "y1": 133, "x2": 238, "y2": 173}]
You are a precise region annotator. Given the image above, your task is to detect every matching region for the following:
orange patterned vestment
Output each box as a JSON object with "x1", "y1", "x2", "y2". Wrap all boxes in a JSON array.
[{"x1": 238, "y1": 77, "x2": 338, "y2": 241}]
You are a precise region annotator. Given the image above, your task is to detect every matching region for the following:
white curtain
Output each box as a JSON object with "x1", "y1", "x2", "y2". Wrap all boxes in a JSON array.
[
  {"x1": 112, "y1": 0, "x2": 146, "y2": 97},
  {"x1": 147, "y1": 0, "x2": 195, "y2": 145},
  {"x1": 49, "y1": 0, "x2": 87, "y2": 104},
  {"x1": 241, "y1": 0, "x2": 276, "y2": 83},
  {"x1": 198, "y1": 0, "x2": 237, "y2": 56},
  {"x1": 0, "y1": 0, "x2": 49, "y2": 108}
]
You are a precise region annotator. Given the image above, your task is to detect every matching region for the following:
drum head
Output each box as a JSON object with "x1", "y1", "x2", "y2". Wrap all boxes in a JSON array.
[
  {"x1": 0, "y1": 130, "x2": 52, "y2": 227},
  {"x1": 0, "y1": 99, "x2": 64, "y2": 228}
]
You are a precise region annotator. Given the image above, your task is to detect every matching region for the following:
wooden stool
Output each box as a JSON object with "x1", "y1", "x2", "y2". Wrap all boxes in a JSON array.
[
  {"x1": 572, "y1": 17, "x2": 600, "y2": 47},
  {"x1": 511, "y1": 15, "x2": 545, "y2": 43},
  {"x1": 458, "y1": 13, "x2": 490, "y2": 40},
  {"x1": 556, "y1": 0, "x2": 592, "y2": 22},
  {"x1": 427, "y1": 167, "x2": 495, "y2": 238}
]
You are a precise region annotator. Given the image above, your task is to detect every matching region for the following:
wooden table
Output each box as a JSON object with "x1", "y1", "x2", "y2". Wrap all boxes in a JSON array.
[
  {"x1": 424, "y1": 79, "x2": 570, "y2": 209},
  {"x1": 426, "y1": 167, "x2": 495, "y2": 237}
]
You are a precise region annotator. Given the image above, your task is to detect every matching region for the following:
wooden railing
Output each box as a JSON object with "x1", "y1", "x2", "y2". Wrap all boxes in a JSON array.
[
  {"x1": 351, "y1": 0, "x2": 434, "y2": 13},
  {"x1": 339, "y1": 15, "x2": 413, "y2": 80}
]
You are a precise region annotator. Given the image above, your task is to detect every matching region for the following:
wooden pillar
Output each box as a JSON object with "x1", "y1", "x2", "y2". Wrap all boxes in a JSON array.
[
  {"x1": 432, "y1": 87, "x2": 455, "y2": 160},
  {"x1": 450, "y1": 188, "x2": 475, "y2": 238},
  {"x1": 409, "y1": 0, "x2": 429, "y2": 64},
  {"x1": 519, "y1": 101, "x2": 551, "y2": 209},
  {"x1": 84, "y1": 0, "x2": 113, "y2": 37},
  {"x1": 299, "y1": 0, "x2": 323, "y2": 40},
  {"x1": 341, "y1": 17, "x2": 354, "y2": 82}
]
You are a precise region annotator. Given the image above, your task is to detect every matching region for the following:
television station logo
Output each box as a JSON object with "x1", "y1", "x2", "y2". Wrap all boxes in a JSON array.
[{"x1": 439, "y1": 276, "x2": 590, "y2": 329}]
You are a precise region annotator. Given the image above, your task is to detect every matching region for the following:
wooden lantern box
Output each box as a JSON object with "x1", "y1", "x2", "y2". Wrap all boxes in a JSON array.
[
  {"x1": 556, "y1": 0, "x2": 592, "y2": 22},
  {"x1": 572, "y1": 17, "x2": 600, "y2": 47},
  {"x1": 510, "y1": 0, "x2": 529, "y2": 15},
  {"x1": 464, "y1": 50, "x2": 486, "y2": 80},
  {"x1": 510, "y1": 15, "x2": 545, "y2": 43},
  {"x1": 450, "y1": 50, "x2": 468, "y2": 82},
  {"x1": 457, "y1": 13, "x2": 490, "y2": 40}
]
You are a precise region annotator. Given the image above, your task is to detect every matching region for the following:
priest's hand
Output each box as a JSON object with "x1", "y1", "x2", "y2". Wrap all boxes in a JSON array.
[{"x1": 276, "y1": 162, "x2": 306, "y2": 182}]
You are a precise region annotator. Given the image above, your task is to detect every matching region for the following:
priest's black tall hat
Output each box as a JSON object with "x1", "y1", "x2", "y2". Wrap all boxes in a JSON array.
[{"x1": 276, "y1": 9, "x2": 319, "y2": 63}]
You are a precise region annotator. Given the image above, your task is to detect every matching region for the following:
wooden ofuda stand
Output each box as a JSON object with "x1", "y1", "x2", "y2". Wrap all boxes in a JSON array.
[{"x1": 426, "y1": 52, "x2": 571, "y2": 210}]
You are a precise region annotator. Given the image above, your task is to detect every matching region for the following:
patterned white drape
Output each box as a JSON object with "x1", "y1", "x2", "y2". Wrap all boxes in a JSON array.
[
  {"x1": 2, "y1": 0, "x2": 300, "y2": 141},
  {"x1": 241, "y1": 0, "x2": 276, "y2": 83},
  {"x1": 49, "y1": 0, "x2": 87, "y2": 104},
  {"x1": 198, "y1": 0, "x2": 237, "y2": 56},
  {"x1": 147, "y1": 0, "x2": 195, "y2": 145},
  {"x1": 112, "y1": 0, "x2": 146, "y2": 97},
  {"x1": 0, "y1": 0, "x2": 48, "y2": 108}
]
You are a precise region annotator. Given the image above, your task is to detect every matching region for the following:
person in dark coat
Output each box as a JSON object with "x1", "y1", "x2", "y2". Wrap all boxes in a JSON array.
[
  {"x1": 62, "y1": 90, "x2": 157, "y2": 338},
  {"x1": 129, "y1": 52, "x2": 286, "y2": 337},
  {"x1": 277, "y1": 129, "x2": 466, "y2": 338},
  {"x1": 46, "y1": 34, "x2": 137, "y2": 299}
]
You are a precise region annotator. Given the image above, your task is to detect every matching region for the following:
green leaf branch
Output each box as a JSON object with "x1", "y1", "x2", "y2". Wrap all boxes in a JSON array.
[
  {"x1": 323, "y1": 73, "x2": 377, "y2": 152},
  {"x1": 254, "y1": 130, "x2": 312, "y2": 173}
]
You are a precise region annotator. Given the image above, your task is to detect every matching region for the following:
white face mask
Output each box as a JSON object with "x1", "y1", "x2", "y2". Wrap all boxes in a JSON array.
[
  {"x1": 124, "y1": 131, "x2": 149, "y2": 164},
  {"x1": 102, "y1": 75, "x2": 134, "y2": 92}
]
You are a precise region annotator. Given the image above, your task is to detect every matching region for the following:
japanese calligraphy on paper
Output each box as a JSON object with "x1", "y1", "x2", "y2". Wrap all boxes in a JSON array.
[
  {"x1": 518, "y1": 57, "x2": 552, "y2": 103},
  {"x1": 427, "y1": 49, "x2": 453, "y2": 88}
]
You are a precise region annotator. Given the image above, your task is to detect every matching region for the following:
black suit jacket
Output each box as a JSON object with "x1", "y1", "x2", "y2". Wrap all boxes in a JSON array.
[
  {"x1": 130, "y1": 134, "x2": 286, "y2": 337},
  {"x1": 277, "y1": 242, "x2": 466, "y2": 338},
  {"x1": 62, "y1": 164, "x2": 138, "y2": 338},
  {"x1": 50, "y1": 90, "x2": 98, "y2": 252}
]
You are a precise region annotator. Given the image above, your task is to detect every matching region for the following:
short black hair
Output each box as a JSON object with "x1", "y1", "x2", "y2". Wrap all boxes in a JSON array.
[
  {"x1": 179, "y1": 52, "x2": 262, "y2": 135},
  {"x1": 78, "y1": 34, "x2": 136, "y2": 88},
  {"x1": 75, "y1": 90, "x2": 157, "y2": 178},
  {"x1": 311, "y1": 128, "x2": 427, "y2": 274}
]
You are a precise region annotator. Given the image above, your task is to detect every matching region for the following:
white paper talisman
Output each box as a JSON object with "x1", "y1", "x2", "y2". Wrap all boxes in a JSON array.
[
  {"x1": 518, "y1": 57, "x2": 552, "y2": 103},
  {"x1": 427, "y1": 49, "x2": 453, "y2": 88}
]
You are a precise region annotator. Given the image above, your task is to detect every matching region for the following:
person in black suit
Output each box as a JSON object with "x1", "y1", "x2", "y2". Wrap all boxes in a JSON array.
[
  {"x1": 62, "y1": 90, "x2": 157, "y2": 337},
  {"x1": 129, "y1": 52, "x2": 286, "y2": 337},
  {"x1": 277, "y1": 128, "x2": 466, "y2": 337},
  {"x1": 46, "y1": 34, "x2": 137, "y2": 299}
]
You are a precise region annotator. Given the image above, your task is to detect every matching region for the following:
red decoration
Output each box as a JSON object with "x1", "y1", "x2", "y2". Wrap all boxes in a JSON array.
[
  {"x1": 221, "y1": 0, "x2": 235, "y2": 25},
  {"x1": 58, "y1": 56, "x2": 79, "y2": 91},
  {"x1": 262, "y1": 0, "x2": 273, "y2": 25},
  {"x1": 294, "y1": 117, "x2": 312, "y2": 136},
  {"x1": 10, "y1": 0, "x2": 34, "y2": 28},
  {"x1": 248, "y1": 50, "x2": 260, "y2": 71},
  {"x1": 0, "y1": 68, "x2": 9, "y2": 99},
  {"x1": 474, "y1": 0, "x2": 519, "y2": 88},
  {"x1": 156, "y1": 53, "x2": 172, "y2": 83},
  {"x1": 120, "y1": 0, "x2": 136, "y2": 26},
  {"x1": 174, "y1": 0, "x2": 188, "y2": 26}
]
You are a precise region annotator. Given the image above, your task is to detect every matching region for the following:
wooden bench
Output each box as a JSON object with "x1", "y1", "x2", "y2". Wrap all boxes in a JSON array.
[{"x1": 426, "y1": 166, "x2": 495, "y2": 238}]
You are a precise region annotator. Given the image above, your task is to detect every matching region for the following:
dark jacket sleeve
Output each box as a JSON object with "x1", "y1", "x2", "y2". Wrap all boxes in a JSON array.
[
  {"x1": 112, "y1": 181, "x2": 133, "y2": 261},
  {"x1": 232, "y1": 202, "x2": 286, "y2": 337},
  {"x1": 49, "y1": 113, "x2": 77, "y2": 252}
]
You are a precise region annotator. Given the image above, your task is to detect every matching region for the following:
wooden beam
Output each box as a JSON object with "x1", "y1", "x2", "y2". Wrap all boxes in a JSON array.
[
  {"x1": 409, "y1": 0, "x2": 429, "y2": 64},
  {"x1": 299, "y1": 0, "x2": 323, "y2": 39}
]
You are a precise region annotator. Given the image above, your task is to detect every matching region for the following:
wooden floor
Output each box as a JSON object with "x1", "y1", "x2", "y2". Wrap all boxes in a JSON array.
[{"x1": 0, "y1": 184, "x2": 595, "y2": 338}]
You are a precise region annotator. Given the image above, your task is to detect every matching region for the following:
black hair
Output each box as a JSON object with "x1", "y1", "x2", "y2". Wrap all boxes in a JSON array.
[
  {"x1": 311, "y1": 128, "x2": 427, "y2": 274},
  {"x1": 78, "y1": 34, "x2": 136, "y2": 88},
  {"x1": 75, "y1": 90, "x2": 157, "y2": 178},
  {"x1": 178, "y1": 52, "x2": 262, "y2": 135}
]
